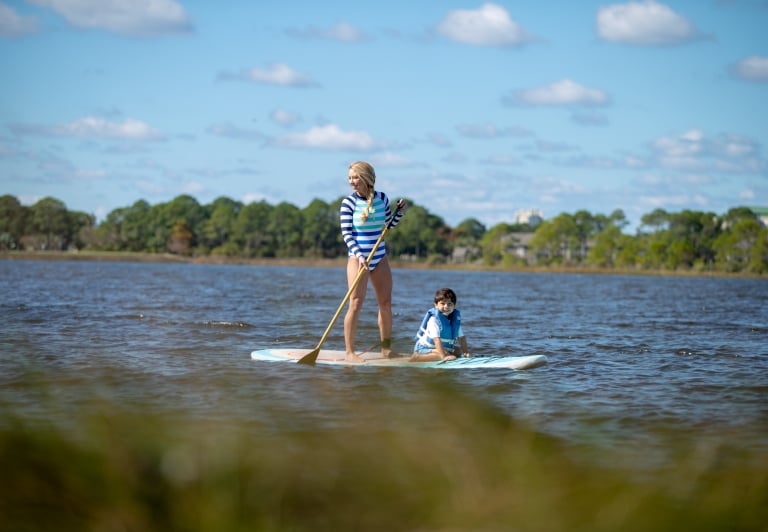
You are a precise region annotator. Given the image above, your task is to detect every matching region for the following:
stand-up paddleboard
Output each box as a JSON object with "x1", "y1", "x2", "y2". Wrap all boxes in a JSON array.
[{"x1": 251, "y1": 349, "x2": 548, "y2": 370}]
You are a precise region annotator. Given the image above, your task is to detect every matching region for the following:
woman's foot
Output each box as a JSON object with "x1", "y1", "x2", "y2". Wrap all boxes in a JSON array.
[
  {"x1": 345, "y1": 352, "x2": 366, "y2": 363},
  {"x1": 381, "y1": 338, "x2": 404, "y2": 358}
]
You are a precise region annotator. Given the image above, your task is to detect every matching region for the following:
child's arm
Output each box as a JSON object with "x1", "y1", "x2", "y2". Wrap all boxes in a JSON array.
[
  {"x1": 457, "y1": 336, "x2": 472, "y2": 357},
  {"x1": 433, "y1": 337, "x2": 455, "y2": 359}
]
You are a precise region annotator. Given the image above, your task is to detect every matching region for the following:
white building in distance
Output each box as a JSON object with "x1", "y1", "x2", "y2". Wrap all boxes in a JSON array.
[{"x1": 514, "y1": 208, "x2": 544, "y2": 227}]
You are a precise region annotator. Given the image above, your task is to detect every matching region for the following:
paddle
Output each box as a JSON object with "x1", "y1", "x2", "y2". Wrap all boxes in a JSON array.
[{"x1": 297, "y1": 204, "x2": 401, "y2": 366}]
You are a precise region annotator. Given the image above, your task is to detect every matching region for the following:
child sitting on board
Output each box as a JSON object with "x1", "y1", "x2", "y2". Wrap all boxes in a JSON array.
[{"x1": 411, "y1": 287, "x2": 472, "y2": 362}]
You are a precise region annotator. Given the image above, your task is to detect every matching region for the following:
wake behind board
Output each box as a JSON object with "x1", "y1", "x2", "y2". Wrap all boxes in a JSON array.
[{"x1": 250, "y1": 349, "x2": 548, "y2": 370}]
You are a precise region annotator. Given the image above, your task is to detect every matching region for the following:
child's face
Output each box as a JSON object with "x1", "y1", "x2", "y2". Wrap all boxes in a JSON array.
[{"x1": 435, "y1": 299, "x2": 455, "y2": 316}]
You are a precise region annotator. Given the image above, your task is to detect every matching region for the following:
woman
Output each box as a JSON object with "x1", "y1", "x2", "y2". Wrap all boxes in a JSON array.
[{"x1": 340, "y1": 161, "x2": 406, "y2": 362}]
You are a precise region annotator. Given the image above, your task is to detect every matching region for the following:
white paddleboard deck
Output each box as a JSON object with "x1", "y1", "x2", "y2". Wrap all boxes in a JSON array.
[{"x1": 251, "y1": 348, "x2": 548, "y2": 370}]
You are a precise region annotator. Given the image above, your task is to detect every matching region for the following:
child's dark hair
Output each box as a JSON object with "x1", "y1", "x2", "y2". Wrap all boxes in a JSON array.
[{"x1": 434, "y1": 288, "x2": 457, "y2": 304}]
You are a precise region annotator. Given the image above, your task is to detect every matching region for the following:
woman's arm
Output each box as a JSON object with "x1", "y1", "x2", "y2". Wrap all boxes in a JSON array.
[{"x1": 339, "y1": 196, "x2": 362, "y2": 258}]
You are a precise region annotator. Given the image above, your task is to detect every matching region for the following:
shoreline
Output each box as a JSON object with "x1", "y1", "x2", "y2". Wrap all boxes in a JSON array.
[{"x1": 1, "y1": 250, "x2": 761, "y2": 278}]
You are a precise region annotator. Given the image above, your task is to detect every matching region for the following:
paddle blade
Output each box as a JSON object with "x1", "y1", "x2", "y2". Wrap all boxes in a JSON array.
[{"x1": 297, "y1": 348, "x2": 320, "y2": 365}]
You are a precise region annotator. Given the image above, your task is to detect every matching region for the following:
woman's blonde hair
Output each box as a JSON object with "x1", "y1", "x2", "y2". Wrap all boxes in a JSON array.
[{"x1": 349, "y1": 161, "x2": 376, "y2": 222}]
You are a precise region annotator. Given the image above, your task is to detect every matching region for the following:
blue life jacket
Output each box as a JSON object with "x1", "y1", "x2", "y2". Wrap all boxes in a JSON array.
[{"x1": 414, "y1": 308, "x2": 461, "y2": 350}]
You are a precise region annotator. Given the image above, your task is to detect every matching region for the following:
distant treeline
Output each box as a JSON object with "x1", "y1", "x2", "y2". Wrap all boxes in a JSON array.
[{"x1": 1, "y1": 194, "x2": 766, "y2": 274}]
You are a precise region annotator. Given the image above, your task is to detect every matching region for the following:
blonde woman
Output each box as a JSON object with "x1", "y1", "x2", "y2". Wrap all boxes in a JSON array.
[{"x1": 340, "y1": 161, "x2": 406, "y2": 362}]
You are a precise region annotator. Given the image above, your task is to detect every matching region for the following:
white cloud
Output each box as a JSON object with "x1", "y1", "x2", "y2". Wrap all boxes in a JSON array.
[
  {"x1": 274, "y1": 124, "x2": 375, "y2": 150},
  {"x1": 136, "y1": 180, "x2": 166, "y2": 195},
  {"x1": 456, "y1": 122, "x2": 532, "y2": 139},
  {"x1": 739, "y1": 189, "x2": 755, "y2": 200},
  {"x1": 370, "y1": 152, "x2": 418, "y2": 168},
  {"x1": 571, "y1": 111, "x2": 609, "y2": 126},
  {"x1": 436, "y1": 3, "x2": 531, "y2": 46},
  {"x1": 181, "y1": 181, "x2": 205, "y2": 195},
  {"x1": 270, "y1": 108, "x2": 301, "y2": 127},
  {"x1": 325, "y1": 21, "x2": 365, "y2": 41},
  {"x1": 17, "y1": 194, "x2": 44, "y2": 206},
  {"x1": 717, "y1": 135, "x2": 757, "y2": 157},
  {"x1": 506, "y1": 79, "x2": 610, "y2": 106},
  {"x1": 248, "y1": 64, "x2": 313, "y2": 86},
  {"x1": 732, "y1": 56, "x2": 768, "y2": 82},
  {"x1": 639, "y1": 193, "x2": 698, "y2": 208},
  {"x1": 75, "y1": 168, "x2": 108, "y2": 179},
  {"x1": 27, "y1": 0, "x2": 192, "y2": 36},
  {"x1": 596, "y1": 0, "x2": 699, "y2": 45},
  {"x1": 536, "y1": 140, "x2": 578, "y2": 153},
  {"x1": 66, "y1": 117, "x2": 162, "y2": 139},
  {"x1": 11, "y1": 116, "x2": 163, "y2": 140},
  {"x1": 0, "y1": 2, "x2": 38, "y2": 37},
  {"x1": 684, "y1": 174, "x2": 715, "y2": 185},
  {"x1": 288, "y1": 21, "x2": 366, "y2": 42},
  {"x1": 482, "y1": 154, "x2": 520, "y2": 166},
  {"x1": 654, "y1": 129, "x2": 704, "y2": 158},
  {"x1": 533, "y1": 176, "x2": 590, "y2": 203},
  {"x1": 651, "y1": 129, "x2": 765, "y2": 173},
  {"x1": 442, "y1": 151, "x2": 466, "y2": 164},
  {"x1": 218, "y1": 63, "x2": 316, "y2": 87},
  {"x1": 427, "y1": 132, "x2": 452, "y2": 148},
  {"x1": 242, "y1": 192, "x2": 271, "y2": 204},
  {"x1": 207, "y1": 122, "x2": 265, "y2": 141}
]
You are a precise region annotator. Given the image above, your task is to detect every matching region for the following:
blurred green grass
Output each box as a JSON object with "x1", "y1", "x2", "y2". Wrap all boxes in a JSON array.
[{"x1": 2, "y1": 383, "x2": 766, "y2": 532}]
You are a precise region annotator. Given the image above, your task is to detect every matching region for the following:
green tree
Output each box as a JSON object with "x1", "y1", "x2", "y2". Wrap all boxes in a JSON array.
[
  {"x1": 478, "y1": 223, "x2": 515, "y2": 265},
  {"x1": 587, "y1": 224, "x2": 624, "y2": 268},
  {"x1": 528, "y1": 213, "x2": 580, "y2": 265},
  {"x1": 267, "y1": 202, "x2": 303, "y2": 257},
  {"x1": 450, "y1": 217, "x2": 486, "y2": 262},
  {"x1": 92, "y1": 199, "x2": 151, "y2": 251},
  {"x1": 302, "y1": 198, "x2": 342, "y2": 258},
  {"x1": 714, "y1": 216, "x2": 767, "y2": 273},
  {"x1": 168, "y1": 220, "x2": 194, "y2": 255},
  {"x1": 585, "y1": 209, "x2": 632, "y2": 268},
  {"x1": 0, "y1": 195, "x2": 28, "y2": 250},
  {"x1": 201, "y1": 197, "x2": 242, "y2": 255},
  {"x1": 120, "y1": 200, "x2": 152, "y2": 251},
  {"x1": 572, "y1": 210, "x2": 597, "y2": 260},
  {"x1": 387, "y1": 204, "x2": 450, "y2": 259},
  {"x1": 93, "y1": 207, "x2": 126, "y2": 250},
  {"x1": 634, "y1": 209, "x2": 721, "y2": 271},
  {"x1": 639, "y1": 208, "x2": 670, "y2": 234},
  {"x1": 453, "y1": 218, "x2": 486, "y2": 246},
  {"x1": 615, "y1": 234, "x2": 641, "y2": 269},
  {"x1": 721, "y1": 206, "x2": 758, "y2": 227},
  {"x1": 144, "y1": 195, "x2": 204, "y2": 253},
  {"x1": 232, "y1": 200, "x2": 274, "y2": 257},
  {"x1": 68, "y1": 210, "x2": 96, "y2": 250},
  {"x1": 26, "y1": 197, "x2": 71, "y2": 250},
  {"x1": 668, "y1": 210, "x2": 720, "y2": 269}
]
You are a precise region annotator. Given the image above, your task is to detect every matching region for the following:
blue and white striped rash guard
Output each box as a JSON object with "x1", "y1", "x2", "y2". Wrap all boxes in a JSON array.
[{"x1": 340, "y1": 191, "x2": 403, "y2": 271}]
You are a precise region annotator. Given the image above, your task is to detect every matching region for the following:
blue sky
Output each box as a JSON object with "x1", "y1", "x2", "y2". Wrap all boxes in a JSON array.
[{"x1": 1, "y1": 0, "x2": 766, "y2": 231}]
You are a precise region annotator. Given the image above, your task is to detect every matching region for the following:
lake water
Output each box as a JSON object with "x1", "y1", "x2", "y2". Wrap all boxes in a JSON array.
[{"x1": 1, "y1": 259, "x2": 767, "y2": 468}]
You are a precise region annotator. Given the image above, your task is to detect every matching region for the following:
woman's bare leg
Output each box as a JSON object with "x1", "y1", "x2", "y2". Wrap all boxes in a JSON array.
[
  {"x1": 369, "y1": 257, "x2": 395, "y2": 357},
  {"x1": 343, "y1": 257, "x2": 368, "y2": 362}
]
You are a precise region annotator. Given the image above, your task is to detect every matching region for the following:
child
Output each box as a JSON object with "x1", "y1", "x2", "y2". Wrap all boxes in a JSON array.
[{"x1": 411, "y1": 288, "x2": 472, "y2": 362}]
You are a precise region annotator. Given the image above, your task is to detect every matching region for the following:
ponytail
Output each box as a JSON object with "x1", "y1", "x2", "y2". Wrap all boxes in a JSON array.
[{"x1": 349, "y1": 161, "x2": 377, "y2": 222}]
